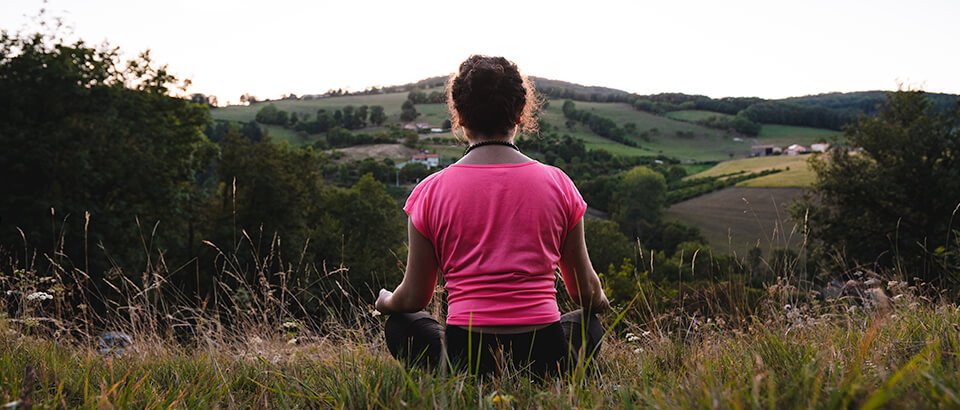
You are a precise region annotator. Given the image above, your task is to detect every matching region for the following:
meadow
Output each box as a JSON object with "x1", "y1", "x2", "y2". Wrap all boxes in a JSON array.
[
  {"x1": 2, "y1": 256, "x2": 958, "y2": 408},
  {"x1": 689, "y1": 155, "x2": 817, "y2": 188}
]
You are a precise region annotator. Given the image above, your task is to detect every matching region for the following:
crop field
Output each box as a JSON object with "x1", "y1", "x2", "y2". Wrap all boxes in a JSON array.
[
  {"x1": 666, "y1": 187, "x2": 805, "y2": 255},
  {"x1": 665, "y1": 110, "x2": 734, "y2": 122},
  {"x1": 690, "y1": 155, "x2": 816, "y2": 188}
]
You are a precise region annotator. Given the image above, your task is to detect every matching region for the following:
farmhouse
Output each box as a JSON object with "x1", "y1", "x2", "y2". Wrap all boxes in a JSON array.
[
  {"x1": 751, "y1": 144, "x2": 781, "y2": 157},
  {"x1": 811, "y1": 143, "x2": 830, "y2": 153},
  {"x1": 410, "y1": 153, "x2": 440, "y2": 168},
  {"x1": 785, "y1": 144, "x2": 810, "y2": 156},
  {"x1": 404, "y1": 122, "x2": 433, "y2": 131}
]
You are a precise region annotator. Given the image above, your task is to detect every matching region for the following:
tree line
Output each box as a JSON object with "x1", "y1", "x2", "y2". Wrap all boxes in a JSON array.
[{"x1": 255, "y1": 103, "x2": 388, "y2": 132}]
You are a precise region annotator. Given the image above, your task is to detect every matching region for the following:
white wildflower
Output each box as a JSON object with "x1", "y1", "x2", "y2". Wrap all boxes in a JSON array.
[
  {"x1": 864, "y1": 278, "x2": 881, "y2": 287},
  {"x1": 370, "y1": 310, "x2": 382, "y2": 317},
  {"x1": 287, "y1": 337, "x2": 298, "y2": 345},
  {"x1": 26, "y1": 291, "x2": 53, "y2": 301},
  {"x1": 282, "y1": 321, "x2": 299, "y2": 329}
]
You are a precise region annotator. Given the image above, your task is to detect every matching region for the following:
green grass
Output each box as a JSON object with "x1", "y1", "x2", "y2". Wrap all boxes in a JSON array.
[
  {"x1": 3, "y1": 292, "x2": 958, "y2": 408},
  {"x1": 665, "y1": 110, "x2": 734, "y2": 122},
  {"x1": 757, "y1": 124, "x2": 840, "y2": 146},
  {"x1": 690, "y1": 155, "x2": 816, "y2": 188}
]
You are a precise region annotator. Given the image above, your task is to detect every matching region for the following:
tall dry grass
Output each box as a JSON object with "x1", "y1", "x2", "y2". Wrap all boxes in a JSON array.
[{"x1": 1, "y1": 219, "x2": 959, "y2": 408}]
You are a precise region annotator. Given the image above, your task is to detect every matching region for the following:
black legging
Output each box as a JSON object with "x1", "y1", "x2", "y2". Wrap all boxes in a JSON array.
[{"x1": 384, "y1": 310, "x2": 603, "y2": 376}]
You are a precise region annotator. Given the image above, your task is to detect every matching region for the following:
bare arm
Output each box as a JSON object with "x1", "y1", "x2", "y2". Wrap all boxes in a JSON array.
[
  {"x1": 375, "y1": 218, "x2": 439, "y2": 314},
  {"x1": 559, "y1": 218, "x2": 610, "y2": 313}
]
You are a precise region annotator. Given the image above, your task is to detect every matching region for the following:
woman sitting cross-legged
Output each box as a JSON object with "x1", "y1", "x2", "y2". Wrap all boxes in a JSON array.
[{"x1": 375, "y1": 55, "x2": 610, "y2": 377}]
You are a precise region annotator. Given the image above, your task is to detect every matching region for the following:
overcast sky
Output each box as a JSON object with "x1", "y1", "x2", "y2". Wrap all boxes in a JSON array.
[{"x1": 2, "y1": 0, "x2": 958, "y2": 104}]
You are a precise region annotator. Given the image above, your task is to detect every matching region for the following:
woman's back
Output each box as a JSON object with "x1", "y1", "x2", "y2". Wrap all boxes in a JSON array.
[
  {"x1": 404, "y1": 160, "x2": 587, "y2": 326},
  {"x1": 375, "y1": 55, "x2": 608, "y2": 375}
]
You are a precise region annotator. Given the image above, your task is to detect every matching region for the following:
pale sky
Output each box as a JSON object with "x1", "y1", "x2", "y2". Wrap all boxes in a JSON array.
[{"x1": 2, "y1": 0, "x2": 958, "y2": 104}]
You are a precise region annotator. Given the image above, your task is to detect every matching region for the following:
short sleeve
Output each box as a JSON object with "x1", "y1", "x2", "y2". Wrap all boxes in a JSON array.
[
  {"x1": 557, "y1": 170, "x2": 588, "y2": 233},
  {"x1": 403, "y1": 176, "x2": 434, "y2": 240}
]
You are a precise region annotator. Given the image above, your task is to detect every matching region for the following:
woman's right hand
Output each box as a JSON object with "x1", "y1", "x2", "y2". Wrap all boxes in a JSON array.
[
  {"x1": 591, "y1": 291, "x2": 611, "y2": 314},
  {"x1": 375, "y1": 288, "x2": 394, "y2": 314}
]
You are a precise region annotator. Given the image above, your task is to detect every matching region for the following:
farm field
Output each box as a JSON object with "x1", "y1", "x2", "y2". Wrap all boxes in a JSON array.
[
  {"x1": 665, "y1": 110, "x2": 734, "y2": 122},
  {"x1": 690, "y1": 154, "x2": 816, "y2": 188},
  {"x1": 756, "y1": 124, "x2": 840, "y2": 147},
  {"x1": 666, "y1": 187, "x2": 805, "y2": 255}
]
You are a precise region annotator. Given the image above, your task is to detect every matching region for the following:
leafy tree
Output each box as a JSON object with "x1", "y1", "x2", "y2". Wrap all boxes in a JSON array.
[
  {"x1": 584, "y1": 219, "x2": 634, "y2": 276},
  {"x1": 403, "y1": 130, "x2": 419, "y2": 148},
  {"x1": 369, "y1": 105, "x2": 387, "y2": 126},
  {"x1": 612, "y1": 166, "x2": 667, "y2": 239},
  {"x1": 793, "y1": 91, "x2": 960, "y2": 285},
  {"x1": 325, "y1": 174, "x2": 406, "y2": 287},
  {"x1": 355, "y1": 105, "x2": 369, "y2": 128},
  {"x1": 400, "y1": 99, "x2": 419, "y2": 122},
  {"x1": 255, "y1": 104, "x2": 289, "y2": 125},
  {"x1": 341, "y1": 105, "x2": 356, "y2": 129},
  {"x1": 0, "y1": 30, "x2": 216, "y2": 281},
  {"x1": 399, "y1": 162, "x2": 431, "y2": 183}
]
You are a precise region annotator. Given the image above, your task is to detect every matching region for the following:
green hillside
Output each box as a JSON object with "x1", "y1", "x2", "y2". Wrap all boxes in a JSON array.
[
  {"x1": 212, "y1": 87, "x2": 845, "y2": 162},
  {"x1": 665, "y1": 110, "x2": 734, "y2": 122}
]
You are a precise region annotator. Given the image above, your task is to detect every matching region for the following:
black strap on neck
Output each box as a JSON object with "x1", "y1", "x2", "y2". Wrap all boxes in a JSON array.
[{"x1": 463, "y1": 140, "x2": 521, "y2": 156}]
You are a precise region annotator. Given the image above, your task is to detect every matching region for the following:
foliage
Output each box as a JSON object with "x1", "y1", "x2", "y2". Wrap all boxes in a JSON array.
[
  {"x1": 0, "y1": 28, "x2": 407, "y2": 314},
  {"x1": 562, "y1": 100, "x2": 639, "y2": 147},
  {"x1": 400, "y1": 99, "x2": 419, "y2": 122},
  {"x1": 584, "y1": 219, "x2": 635, "y2": 277},
  {"x1": 612, "y1": 166, "x2": 667, "y2": 239},
  {"x1": 0, "y1": 29, "x2": 216, "y2": 280},
  {"x1": 793, "y1": 91, "x2": 960, "y2": 286},
  {"x1": 399, "y1": 162, "x2": 432, "y2": 184},
  {"x1": 739, "y1": 101, "x2": 854, "y2": 130},
  {"x1": 255, "y1": 104, "x2": 289, "y2": 125},
  {"x1": 368, "y1": 105, "x2": 387, "y2": 126}
]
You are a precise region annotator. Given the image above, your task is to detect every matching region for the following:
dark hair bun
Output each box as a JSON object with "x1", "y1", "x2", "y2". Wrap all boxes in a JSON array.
[{"x1": 447, "y1": 55, "x2": 539, "y2": 138}]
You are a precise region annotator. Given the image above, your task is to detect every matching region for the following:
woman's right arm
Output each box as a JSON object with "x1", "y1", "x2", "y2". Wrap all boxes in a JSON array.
[{"x1": 559, "y1": 218, "x2": 610, "y2": 313}]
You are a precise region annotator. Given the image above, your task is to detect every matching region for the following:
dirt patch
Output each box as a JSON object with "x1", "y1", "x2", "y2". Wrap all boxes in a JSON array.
[{"x1": 330, "y1": 144, "x2": 419, "y2": 162}]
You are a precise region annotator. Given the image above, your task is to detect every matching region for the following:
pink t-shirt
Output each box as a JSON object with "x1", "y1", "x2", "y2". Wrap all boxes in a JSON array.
[{"x1": 403, "y1": 160, "x2": 587, "y2": 326}]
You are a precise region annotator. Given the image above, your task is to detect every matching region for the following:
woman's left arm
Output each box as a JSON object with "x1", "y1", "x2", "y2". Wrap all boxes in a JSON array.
[{"x1": 375, "y1": 218, "x2": 439, "y2": 314}]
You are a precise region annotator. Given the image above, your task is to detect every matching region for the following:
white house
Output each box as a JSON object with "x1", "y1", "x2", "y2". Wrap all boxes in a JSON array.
[
  {"x1": 411, "y1": 153, "x2": 440, "y2": 168},
  {"x1": 811, "y1": 143, "x2": 830, "y2": 153},
  {"x1": 785, "y1": 144, "x2": 810, "y2": 156}
]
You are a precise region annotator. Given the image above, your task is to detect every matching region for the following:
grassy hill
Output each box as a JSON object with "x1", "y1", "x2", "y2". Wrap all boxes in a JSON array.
[
  {"x1": 665, "y1": 110, "x2": 734, "y2": 122},
  {"x1": 212, "y1": 82, "x2": 849, "y2": 163}
]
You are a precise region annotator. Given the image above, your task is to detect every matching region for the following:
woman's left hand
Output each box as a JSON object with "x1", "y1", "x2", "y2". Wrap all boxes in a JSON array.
[{"x1": 375, "y1": 288, "x2": 394, "y2": 314}]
